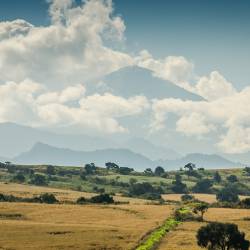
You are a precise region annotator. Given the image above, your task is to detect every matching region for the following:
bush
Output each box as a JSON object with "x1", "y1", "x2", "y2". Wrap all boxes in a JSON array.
[
  {"x1": 181, "y1": 194, "x2": 195, "y2": 202},
  {"x1": 240, "y1": 198, "x2": 250, "y2": 208},
  {"x1": 30, "y1": 174, "x2": 47, "y2": 186},
  {"x1": 197, "y1": 222, "x2": 249, "y2": 250},
  {"x1": 216, "y1": 187, "x2": 239, "y2": 203},
  {"x1": 12, "y1": 172, "x2": 25, "y2": 183},
  {"x1": 171, "y1": 174, "x2": 187, "y2": 193},
  {"x1": 39, "y1": 193, "x2": 58, "y2": 204},
  {"x1": 192, "y1": 179, "x2": 212, "y2": 193},
  {"x1": 76, "y1": 197, "x2": 86, "y2": 204},
  {"x1": 90, "y1": 194, "x2": 114, "y2": 204},
  {"x1": 227, "y1": 174, "x2": 238, "y2": 183},
  {"x1": 174, "y1": 206, "x2": 195, "y2": 221}
]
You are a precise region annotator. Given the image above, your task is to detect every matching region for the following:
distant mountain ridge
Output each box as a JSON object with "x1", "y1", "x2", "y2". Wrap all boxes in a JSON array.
[
  {"x1": 13, "y1": 142, "x2": 154, "y2": 170},
  {"x1": 9, "y1": 142, "x2": 240, "y2": 171},
  {"x1": 159, "y1": 153, "x2": 239, "y2": 169}
]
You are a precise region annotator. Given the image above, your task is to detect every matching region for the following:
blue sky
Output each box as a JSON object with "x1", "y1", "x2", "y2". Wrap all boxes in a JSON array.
[{"x1": 0, "y1": 0, "x2": 249, "y2": 89}]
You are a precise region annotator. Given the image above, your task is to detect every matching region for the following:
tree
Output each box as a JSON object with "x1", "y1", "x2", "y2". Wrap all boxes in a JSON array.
[
  {"x1": 184, "y1": 163, "x2": 196, "y2": 171},
  {"x1": 213, "y1": 171, "x2": 222, "y2": 183},
  {"x1": 13, "y1": 172, "x2": 25, "y2": 183},
  {"x1": 118, "y1": 167, "x2": 133, "y2": 175},
  {"x1": 197, "y1": 222, "x2": 249, "y2": 250},
  {"x1": 154, "y1": 166, "x2": 165, "y2": 176},
  {"x1": 244, "y1": 167, "x2": 250, "y2": 176},
  {"x1": 84, "y1": 163, "x2": 96, "y2": 175},
  {"x1": 105, "y1": 162, "x2": 119, "y2": 171},
  {"x1": 216, "y1": 186, "x2": 239, "y2": 203},
  {"x1": 227, "y1": 174, "x2": 238, "y2": 183},
  {"x1": 46, "y1": 165, "x2": 56, "y2": 175},
  {"x1": 193, "y1": 203, "x2": 208, "y2": 221},
  {"x1": 171, "y1": 174, "x2": 187, "y2": 193},
  {"x1": 30, "y1": 174, "x2": 47, "y2": 186},
  {"x1": 192, "y1": 179, "x2": 213, "y2": 193},
  {"x1": 144, "y1": 168, "x2": 153, "y2": 176}
]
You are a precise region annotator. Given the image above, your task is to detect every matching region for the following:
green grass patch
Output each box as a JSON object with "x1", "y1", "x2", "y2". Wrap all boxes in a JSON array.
[{"x1": 135, "y1": 218, "x2": 180, "y2": 250}]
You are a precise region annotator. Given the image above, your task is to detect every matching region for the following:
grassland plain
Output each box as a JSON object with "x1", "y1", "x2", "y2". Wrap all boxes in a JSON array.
[
  {"x1": 158, "y1": 208, "x2": 250, "y2": 250},
  {"x1": 162, "y1": 193, "x2": 248, "y2": 203},
  {"x1": 0, "y1": 182, "x2": 175, "y2": 250}
]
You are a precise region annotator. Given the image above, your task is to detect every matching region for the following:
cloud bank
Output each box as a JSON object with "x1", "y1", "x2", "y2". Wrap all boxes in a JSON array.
[{"x1": 0, "y1": 0, "x2": 249, "y2": 154}]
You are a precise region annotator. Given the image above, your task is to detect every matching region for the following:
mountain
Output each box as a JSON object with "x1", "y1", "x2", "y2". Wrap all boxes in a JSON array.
[
  {"x1": 158, "y1": 153, "x2": 238, "y2": 169},
  {"x1": 0, "y1": 122, "x2": 182, "y2": 162},
  {"x1": 0, "y1": 122, "x2": 117, "y2": 158},
  {"x1": 92, "y1": 66, "x2": 204, "y2": 100},
  {"x1": 13, "y1": 142, "x2": 155, "y2": 170},
  {"x1": 123, "y1": 137, "x2": 181, "y2": 160},
  {"x1": 222, "y1": 153, "x2": 250, "y2": 166}
]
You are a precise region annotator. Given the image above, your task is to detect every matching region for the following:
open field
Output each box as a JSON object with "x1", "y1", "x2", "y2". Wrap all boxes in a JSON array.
[
  {"x1": 0, "y1": 182, "x2": 148, "y2": 204},
  {"x1": 0, "y1": 202, "x2": 174, "y2": 250},
  {"x1": 162, "y1": 193, "x2": 248, "y2": 203},
  {"x1": 158, "y1": 208, "x2": 250, "y2": 250}
]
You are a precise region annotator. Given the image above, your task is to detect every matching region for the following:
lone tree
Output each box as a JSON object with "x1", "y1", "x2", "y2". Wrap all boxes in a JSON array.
[
  {"x1": 154, "y1": 166, "x2": 165, "y2": 176},
  {"x1": 105, "y1": 162, "x2": 119, "y2": 171},
  {"x1": 84, "y1": 163, "x2": 96, "y2": 175},
  {"x1": 184, "y1": 163, "x2": 196, "y2": 171},
  {"x1": 197, "y1": 222, "x2": 249, "y2": 250},
  {"x1": 213, "y1": 171, "x2": 222, "y2": 183},
  {"x1": 193, "y1": 203, "x2": 208, "y2": 221}
]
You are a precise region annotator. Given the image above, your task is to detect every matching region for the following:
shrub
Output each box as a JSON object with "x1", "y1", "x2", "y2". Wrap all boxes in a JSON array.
[
  {"x1": 39, "y1": 193, "x2": 58, "y2": 204},
  {"x1": 46, "y1": 165, "x2": 56, "y2": 175},
  {"x1": 12, "y1": 172, "x2": 25, "y2": 183},
  {"x1": 76, "y1": 197, "x2": 86, "y2": 204},
  {"x1": 192, "y1": 179, "x2": 213, "y2": 193},
  {"x1": 90, "y1": 194, "x2": 114, "y2": 204},
  {"x1": 197, "y1": 222, "x2": 249, "y2": 250},
  {"x1": 30, "y1": 174, "x2": 47, "y2": 186},
  {"x1": 227, "y1": 174, "x2": 238, "y2": 183},
  {"x1": 216, "y1": 187, "x2": 239, "y2": 203},
  {"x1": 171, "y1": 174, "x2": 187, "y2": 193},
  {"x1": 181, "y1": 194, "x2": 195, "y2": 202},
  {"x1": 240, "y1": 198, "x2": 250, "y2": 208},
  {"x1": 174, "y1": 206, "x2": 195, "y2": 221}
]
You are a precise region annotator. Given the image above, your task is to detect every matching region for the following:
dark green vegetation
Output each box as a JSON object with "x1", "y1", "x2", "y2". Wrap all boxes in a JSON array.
[
  {"x1": 0, "y1": 162, "x2": 249, "y2": 202},
  {"x1": 0, "y1": 192, "x2": 58, "y2": 204},
  {"x1": 197, "y1": 222, "x2": 250, "y2": 250}
]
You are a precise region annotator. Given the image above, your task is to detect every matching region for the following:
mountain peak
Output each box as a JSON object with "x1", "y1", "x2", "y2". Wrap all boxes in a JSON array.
[{"x1": 102, "y1": 65, "x2": 204, "y2": 100}]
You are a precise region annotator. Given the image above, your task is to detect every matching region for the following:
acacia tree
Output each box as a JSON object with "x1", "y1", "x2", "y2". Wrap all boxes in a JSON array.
[
  {"x1": 193, "y1": 203, "x2": 208, "y2": 221},
  {"x1": 184, "y1": 163, "x2": 196, "y2": 171},
  {"x1": 197, "y1": 222, "x2": 249, "y2": 250}
]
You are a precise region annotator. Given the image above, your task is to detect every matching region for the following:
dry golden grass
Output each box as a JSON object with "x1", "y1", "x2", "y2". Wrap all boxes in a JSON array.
[
  {"x1": 162, "y1": 193, "x2": 248, "y2": 203},
  {"x1": 0, "y1": 202, "x2": 174, "y2": 250},
  {"x1": 0, "y1": 182, "x2": 147, "y2": 204},
  {"x1": 0, "y1": 182, "x2": 175, "y2": 249},
  {"x1": 159, "y1": 208, "x2": 250, "y2": 250}
]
